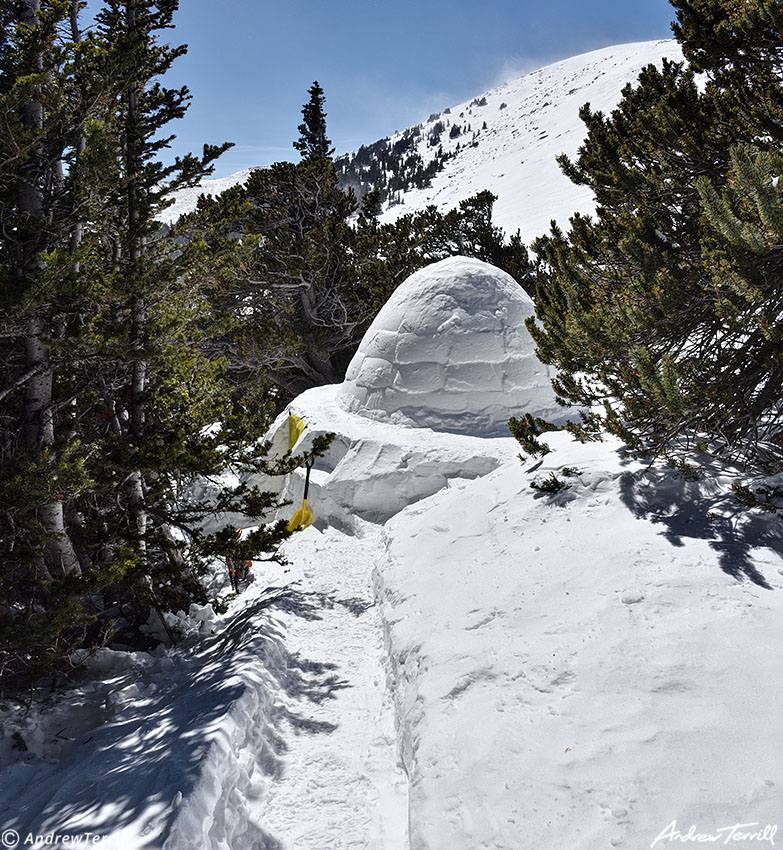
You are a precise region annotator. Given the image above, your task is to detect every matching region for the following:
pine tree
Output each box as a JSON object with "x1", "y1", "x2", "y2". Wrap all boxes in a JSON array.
[
  {"x1": 671, "y1": 0, "x2": 783, "y2": 143},
  {"x1": 293, "y1": 80, "x2": 334, "y2": 160},
  {"x1": 422, "y1": 192, "x2": 534, "y2": 295},
  {"x1": 75, "y1": 0, "x2": 299, "y2": 632},
  {"x1": 0, "y1": 0, "x2": 110, "y2": 687},
  {"x1": 527, "y1": 0, "x2": 783, "y2": 470},
  {"x1": 0, "y1": 0, "x2": 88, "y2": 582},
  {"x1": 0, "y1": 0, "x2": 299, "y2": 692},
  {"x1": 186, "y1": 82, "x2": 364, "y2": 399}
]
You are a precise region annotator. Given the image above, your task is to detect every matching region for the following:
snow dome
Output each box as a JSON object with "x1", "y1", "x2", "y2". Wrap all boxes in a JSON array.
[{"x1": 337, "y1": 256, "x2": 565, "y2": 436}]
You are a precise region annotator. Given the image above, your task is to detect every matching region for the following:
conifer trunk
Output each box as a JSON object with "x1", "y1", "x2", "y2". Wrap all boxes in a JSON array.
[
  {"x1": 18, "y1": 0, "x2": 81, "y2": 578},
  {"x1": 127, "y1": 298, "x2": 147, "y2": 556},
  {"x1": 69, "y1": 0, "x2": 85, "y2": 255},
  {"x1": 125, "y1": 0, "x2": 148, "y2": 558}
]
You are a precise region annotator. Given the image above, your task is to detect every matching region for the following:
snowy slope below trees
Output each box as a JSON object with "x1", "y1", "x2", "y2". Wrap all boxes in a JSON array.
[
  {"x1": 162, "y1": 167, "x2": 256, "y2": 226},
  {"x1": 162, "y1": 40, "x2": 682, "y2": 243}
]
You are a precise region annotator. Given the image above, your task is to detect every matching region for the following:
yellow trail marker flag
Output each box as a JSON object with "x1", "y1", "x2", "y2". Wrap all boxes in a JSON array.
[
  {"x1": 287, "y1": 460, "x2": 315, "y2": 531},
  {"x1": 286, "y1": 414, "x2": 316, "y2": 531},
  {"x1": 288, "y1": 413, "x2": 306, "y2": 452}
]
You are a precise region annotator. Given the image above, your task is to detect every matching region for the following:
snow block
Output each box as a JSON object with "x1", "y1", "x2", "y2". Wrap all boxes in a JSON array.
[
  {"x1": 338, "y1": 256, "x2": 566, "y2": 435},
  {"x1": 255, "y1": 386, "x2": 519, "y2": 528}
]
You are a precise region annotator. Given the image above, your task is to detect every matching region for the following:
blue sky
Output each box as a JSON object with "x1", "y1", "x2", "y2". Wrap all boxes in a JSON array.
[{"x1": 163, "y1": 0, "x2": 677, "y2": 177}]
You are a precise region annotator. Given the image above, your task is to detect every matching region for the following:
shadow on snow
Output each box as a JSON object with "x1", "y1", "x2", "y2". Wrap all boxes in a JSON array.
[
  {"x1": 3, "y1": 583, "x2": 354, "y2": 848},
  {"x1": 618, "y1": 465, "x2": 782, "y2": 588}
]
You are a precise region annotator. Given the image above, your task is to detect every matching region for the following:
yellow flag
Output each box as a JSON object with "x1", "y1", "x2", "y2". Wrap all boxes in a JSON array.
[{"x1": 288, "y1": 413, "x2": 306, "y2": 452}]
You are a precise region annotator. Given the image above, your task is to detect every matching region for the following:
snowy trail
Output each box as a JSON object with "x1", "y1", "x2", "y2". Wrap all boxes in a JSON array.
[
  {"x1": 0, "y1": 524, "x2": 409, "y2": 850},
  {"x1": 240, "y1": 523, "x2": 409, "y2": 850}
]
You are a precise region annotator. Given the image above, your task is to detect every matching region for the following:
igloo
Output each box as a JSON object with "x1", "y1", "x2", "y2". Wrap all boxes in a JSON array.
[{"x1": 337, "y1": 256, "x2": 565, "y2": 436}]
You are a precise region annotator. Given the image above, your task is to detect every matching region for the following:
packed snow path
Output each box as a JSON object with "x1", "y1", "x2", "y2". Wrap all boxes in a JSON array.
[
  {"x1": 238, "y1": 524, "x2": 409, "y2": 850},
  {"x1": 0, "y1": 524, "x2": 409, "y2": 850}
]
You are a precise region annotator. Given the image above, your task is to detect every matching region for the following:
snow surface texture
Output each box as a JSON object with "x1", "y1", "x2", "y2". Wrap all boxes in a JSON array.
[
  {"x1": 378, "y1": 433, "x2": 783, "y2": 850},
  {"x1": 161, "y1": 40, "x2": 682, "y2": 243},
  {"x1": 0, "y1": 549, "x2": 408, "y2": 850},
  {"x1": 337, "y1": 256, "x2": 565, "y2": 436},
  {"x1": 261, "y1": 389, "x2": 783, "y2": 850},
  {"x1": 3, "y1": 386, "x2": 782, "y2": 849}
]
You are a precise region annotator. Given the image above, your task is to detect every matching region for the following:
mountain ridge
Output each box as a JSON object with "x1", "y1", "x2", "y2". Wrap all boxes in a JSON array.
[{"x1": 164, "y1": 39, "x2": 683, "y2": 243}]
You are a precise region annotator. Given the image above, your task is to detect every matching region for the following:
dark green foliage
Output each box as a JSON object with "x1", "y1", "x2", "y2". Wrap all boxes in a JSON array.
[
  {"x1": 336, "y1": 125, "x2": 454, "y2": 204},
  {"x1": 527, "y1": 2, "x2": 783, "y2": 471},
  {"x1": 731, "y1": 482, "x2": 783, "y2": 514},
  {"x1": 530, "y1": 472, "x2": 568, "y2": 494},
  {"x1": 184, "y1": 149, "x2": 363, "y2": 399},
  {"x1": 0, "y1": 0, "x2": 296, "y2": 693},
  {"x1": 508, "y1": 414, "x2": 560, "y2": 457},
  {"x1": 671, "y1": 0, "x2": 783, "y2": 144},
  {"x1": 294, "y1": 81, "x2": 334, "y2": 160}
]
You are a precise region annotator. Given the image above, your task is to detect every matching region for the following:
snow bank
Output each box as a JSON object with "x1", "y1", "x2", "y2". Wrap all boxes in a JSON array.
[
  {"x1": 338, "y1": 256, "x2": 564, "y2": 436},
  {"x1": 377, "y1": 432, "x2": 783, "y2": 850},
  {"x1": 0, "y1": 591, "x2": 289, "y2": 850},
  {"x1": 5, "y1": 385, "x2": 783, "y2": 850},
  {"x1": 257, "y1": 383, "x2": 518, "y2": 529}
]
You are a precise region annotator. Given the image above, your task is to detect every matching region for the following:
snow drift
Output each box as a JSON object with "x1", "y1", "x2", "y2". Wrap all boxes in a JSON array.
[
  {"x1": 4, "y1": 358, "x2": 782, "y2": 850},
  {"x1": 257, "y1": 381, "x2": 783, "y2": 850},
  {"x1": 261, "y1": 383, "x2": 510, "y2": 529},
  {"x1": 378, "y1": 434, "x2": 783, "y2": 850}
]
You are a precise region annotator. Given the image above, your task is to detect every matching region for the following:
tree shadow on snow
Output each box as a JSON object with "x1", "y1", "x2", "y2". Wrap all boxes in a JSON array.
[
  {"x1": 270, "y1": 586, "x2": 375, "y2": 619},
  {"x1": 2, "y1": 584, "x2": 354, "y2": 848},
  {"x1": 618, "y1": 466, "x2": 782, "y2": 588}
]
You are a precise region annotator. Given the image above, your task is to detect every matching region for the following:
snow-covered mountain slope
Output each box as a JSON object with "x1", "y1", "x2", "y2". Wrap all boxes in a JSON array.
[
  {"x1": 163, "y1": 40, "x2": 682, "y2": 242},
  {"x1": 161, "y1": 167, "x2": 256, "y2": 225},
  {"x1": 366, "y1": 39, "x2": 681, "y2": 243}
]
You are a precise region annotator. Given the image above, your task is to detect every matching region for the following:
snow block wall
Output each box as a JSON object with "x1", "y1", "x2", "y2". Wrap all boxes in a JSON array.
[
  {"x1": 255, "y1": 385, "x2": 514, "y2": 529},
  {"x1": 338, "y1": 256, "x2": 565, "y2": 436}
]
